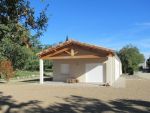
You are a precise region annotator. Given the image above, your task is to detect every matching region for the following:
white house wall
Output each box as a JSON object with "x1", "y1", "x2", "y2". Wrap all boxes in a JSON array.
[
  {"x1": 53, "y1": 56, "x2": 122, "y2": 85},
  {"x1": 115, "y1": 58, "x2": 120, "y2": 81},
  {"x1": 53, "y1": 58, "x2": 107, "y2": 83},
  {"x1": 105, "y1": 56, "x2": 122, "y2": 85}
]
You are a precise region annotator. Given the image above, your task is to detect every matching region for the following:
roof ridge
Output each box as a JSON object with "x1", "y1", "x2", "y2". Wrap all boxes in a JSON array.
[{"x1": 71, "y1": 40, "x2": 114, "y2": 52}]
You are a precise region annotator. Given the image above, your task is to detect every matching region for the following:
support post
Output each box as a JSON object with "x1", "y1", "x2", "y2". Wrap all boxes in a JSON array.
[
  {"x1": 40, "y1": 59, "x2": 44, "y2": 84},
  {"x1": 106, "y1": 55, "x2": 113, "y2": 85}
]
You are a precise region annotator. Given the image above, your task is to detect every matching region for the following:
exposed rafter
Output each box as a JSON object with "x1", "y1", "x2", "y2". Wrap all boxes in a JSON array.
[{"x1": 47, "y1": 48, "x2": 70, "y2": 57}]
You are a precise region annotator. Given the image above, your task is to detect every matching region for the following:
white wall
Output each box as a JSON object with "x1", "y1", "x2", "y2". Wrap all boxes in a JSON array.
[
  {"x1": 115, "y1": 58, "x2": 120, "y2": 80},
  {"x1": 106, "y1": 55, "x2": 122, "y2": 85},
  {"x1": 53, "y1": 58, "x2": 107, "y2": 82}
]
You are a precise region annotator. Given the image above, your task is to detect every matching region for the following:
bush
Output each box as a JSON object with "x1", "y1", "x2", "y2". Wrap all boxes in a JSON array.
[
  {"x1": 0, "y1": 60, "x2": 14, "y2": 81},
  {"x1": 127, "y1": 67, "x2": 134, "y2": 75},
  {"x1": 139, "y1": 66, "x2": 143, "y2": 71}
]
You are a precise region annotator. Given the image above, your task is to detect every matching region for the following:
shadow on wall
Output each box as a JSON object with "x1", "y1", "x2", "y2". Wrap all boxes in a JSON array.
[
  {"x1": 0, "y1": 92, "x2": 150, "y2": 113},
  {"x1": 53, "y1": 58, "x2": 108, "y2": 83}
]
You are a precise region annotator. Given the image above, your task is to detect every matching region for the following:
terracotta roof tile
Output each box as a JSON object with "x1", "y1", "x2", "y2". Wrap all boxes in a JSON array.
[{"x1": 38, "y1": 39, "x2": 115, "y2": 58}]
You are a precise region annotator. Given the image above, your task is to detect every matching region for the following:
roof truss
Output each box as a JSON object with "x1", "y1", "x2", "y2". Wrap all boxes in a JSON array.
[{"x1": 39, "y1": 40, "x2": 114, "y2": 59}]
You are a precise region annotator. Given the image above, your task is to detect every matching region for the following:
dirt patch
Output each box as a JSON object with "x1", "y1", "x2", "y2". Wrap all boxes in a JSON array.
[{"x1": 0, "y1": 77, "x2": 150, "y2": 113}]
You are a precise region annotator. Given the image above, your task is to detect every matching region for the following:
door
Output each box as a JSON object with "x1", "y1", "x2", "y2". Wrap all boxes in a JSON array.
[{"x1": 85, "y1": 63, "x2": 103, "y2": 83}]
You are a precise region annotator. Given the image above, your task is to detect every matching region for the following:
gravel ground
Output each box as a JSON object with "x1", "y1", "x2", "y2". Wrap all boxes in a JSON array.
[
  {"x1": 135, "y1": 72, "x2": 150, "y2": 79},
  {"x1": 0, "y1": 76, "x2": 150, "y2": 113}
]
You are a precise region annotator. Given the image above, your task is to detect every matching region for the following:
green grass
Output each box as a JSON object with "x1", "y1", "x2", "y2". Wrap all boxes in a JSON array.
[
  {"x1": 14, "y1": 70, "x2": 53, "y2": 80},
  {"x1": 0, "y1": 69, "x2": 53, "y2": 80},
  {"x1": 15, "y1": 70, "x2": 39, "y2": 78}
]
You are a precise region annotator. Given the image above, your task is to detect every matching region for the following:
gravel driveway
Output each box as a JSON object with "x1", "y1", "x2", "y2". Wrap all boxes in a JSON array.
[
  {"x1": 136, "y1": 71, "x2": 150, "y2": 79},
  {"x1": 0, "y1": 76, "x2": 150, "y2": 113}
]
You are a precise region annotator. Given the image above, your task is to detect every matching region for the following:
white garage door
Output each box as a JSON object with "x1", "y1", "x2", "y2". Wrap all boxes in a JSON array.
[{"x1": 85, "y1": 63, "x2": 103, "y2": 83}]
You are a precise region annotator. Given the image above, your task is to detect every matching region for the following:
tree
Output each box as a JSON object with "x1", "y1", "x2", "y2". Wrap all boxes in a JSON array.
[
  {"x1": 0, "y1": 38, "x2": 32, "y2": 69},
  {"x1": 146, "y1": 57, "x2": 150, "y2": 69},
  {"x1": 118, "y1": 45, "x2": 144, "y2": 74},
  {"x1": 0, "y1": 0, "x2": 49, "y2": 70},
  {"x1": 0, "y1": 0, "x2": 48, "y2": 42},
  {"x1": 66, "y1": 35, "x2": 69, "y2": 41}
]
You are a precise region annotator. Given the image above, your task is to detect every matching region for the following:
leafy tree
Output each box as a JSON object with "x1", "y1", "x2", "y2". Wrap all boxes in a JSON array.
[
  {"x1": 24, "y1": 53, "x2": 39, "y2": 71},
  {"x1": 0, "y1": 0, "x2": 48, "y2": 42},
  {"x1": 0, "y1": 0, "x2": 49, "y2": 70},
  {"x1": 146, "y1": 57, "x2": 150, "y2": 69},
  {"x1": 0, "y1": 38, "x2": 32, "y2": 69},
  {"x1": 118, "y1": 45, "x2": 144, "y2": 74}
]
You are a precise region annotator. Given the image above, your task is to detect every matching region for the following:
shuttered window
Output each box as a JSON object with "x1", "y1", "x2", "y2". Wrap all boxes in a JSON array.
[{"x1": 61, "y1": 64, "x2": 69, "y2": 74}]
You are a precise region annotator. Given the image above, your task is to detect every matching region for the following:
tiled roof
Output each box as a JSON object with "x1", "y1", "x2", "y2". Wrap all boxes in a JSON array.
[{"x1": 38, "y1": 39, "x2": 115, "y2": 58}]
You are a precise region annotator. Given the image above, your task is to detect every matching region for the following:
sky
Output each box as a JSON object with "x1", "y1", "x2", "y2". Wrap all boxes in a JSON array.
[{"x1": 31, "y1": 0, "x2": 150, "y2": 59}]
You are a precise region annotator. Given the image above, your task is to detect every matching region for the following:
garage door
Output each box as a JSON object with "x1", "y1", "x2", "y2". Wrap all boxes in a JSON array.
[{"x1": 85, "y1": 63, "x2": 103, "y2": 83}]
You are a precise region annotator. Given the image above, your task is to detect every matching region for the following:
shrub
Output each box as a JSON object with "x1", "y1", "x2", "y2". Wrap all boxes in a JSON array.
[
  {"x1": 139, "y1": 66, "x2": 143, "y2": 71},
  {"x1": 0, "y1": 60, "x2": 14, "y2": 81},
  {"x1": 127, "y1": 67, "x2": 134, "y2": 75}
]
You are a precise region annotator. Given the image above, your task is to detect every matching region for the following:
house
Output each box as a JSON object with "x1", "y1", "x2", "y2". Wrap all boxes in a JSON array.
[{"x1": 38, "y1": 39, "x2": 122, "y2": 85}]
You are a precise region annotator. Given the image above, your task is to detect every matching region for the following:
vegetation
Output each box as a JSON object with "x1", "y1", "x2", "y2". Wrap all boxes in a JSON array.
[
  {"x1": 0, "y1": 0, "x2": 50, "y2": 80},
  {"x1": 0, "y1": 60, "x2": 14, "y2": 81},
  {"x1": 118, "y1": 45, "x2": 144, "y2": 74},
  {"x1": 15, "y1": 70, "x2": 39, "y2": 78},
  {"x1": 146, "y1": 57, "x2": 150, "y2": 69},
  {"x1": 0, "y1": 38, "x2": 33, "y2": 69},
  {"x1": 0, "y1": 0, "x2": 48, "y2": 41},
  {"x1": 14, "y1": 69, "x2": 53, "y2": 79}
]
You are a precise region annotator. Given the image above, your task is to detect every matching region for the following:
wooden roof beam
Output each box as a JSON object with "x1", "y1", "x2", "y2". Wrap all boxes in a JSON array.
[
  {"x1": 42, "y1": 55, "x2": 104, "y2": 60},
  {"x1": 47, "y1": 48, "x2": 70, "y2": 57}
]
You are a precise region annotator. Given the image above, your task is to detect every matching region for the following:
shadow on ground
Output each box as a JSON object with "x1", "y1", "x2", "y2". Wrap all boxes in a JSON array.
[
  {"x1": 0, "y1": 91, "x2": 149, "y2": 113},
  {"x1": 20, "y1": 77, "x2": 53, "y2": 83},
  {"x1": 0, "y1": 81, "x2": 6, "y2": 84}
]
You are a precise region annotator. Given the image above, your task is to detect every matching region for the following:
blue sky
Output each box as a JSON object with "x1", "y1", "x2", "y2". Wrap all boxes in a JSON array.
[{"x1": 31, "y1": 0, "x2": 150, "y2": 58}]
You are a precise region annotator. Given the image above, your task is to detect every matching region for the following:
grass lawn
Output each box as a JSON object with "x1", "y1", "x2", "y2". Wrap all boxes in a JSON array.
[
  {"x1": 15, "y1": 70, "x2": 39, "y2": 78},
  {"x1": 0, "y1": 69, "x2": 53, "y2": 82},
  {"x1": 13, "y1": 70, "x2": 53, "y2": 80}
]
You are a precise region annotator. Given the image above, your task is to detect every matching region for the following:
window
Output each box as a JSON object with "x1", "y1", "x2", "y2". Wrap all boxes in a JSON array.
[{"x1": 61, "y1": 64, "x2": 69, "y2": 74}]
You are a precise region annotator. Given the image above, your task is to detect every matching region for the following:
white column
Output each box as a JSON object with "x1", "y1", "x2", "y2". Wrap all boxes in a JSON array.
[
  {"x1": 106, "y1": 56, "x2": 113, "y2": 85},
  {"x1": 40, "y1": 59, "x2": 44, "y2": 84}
]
